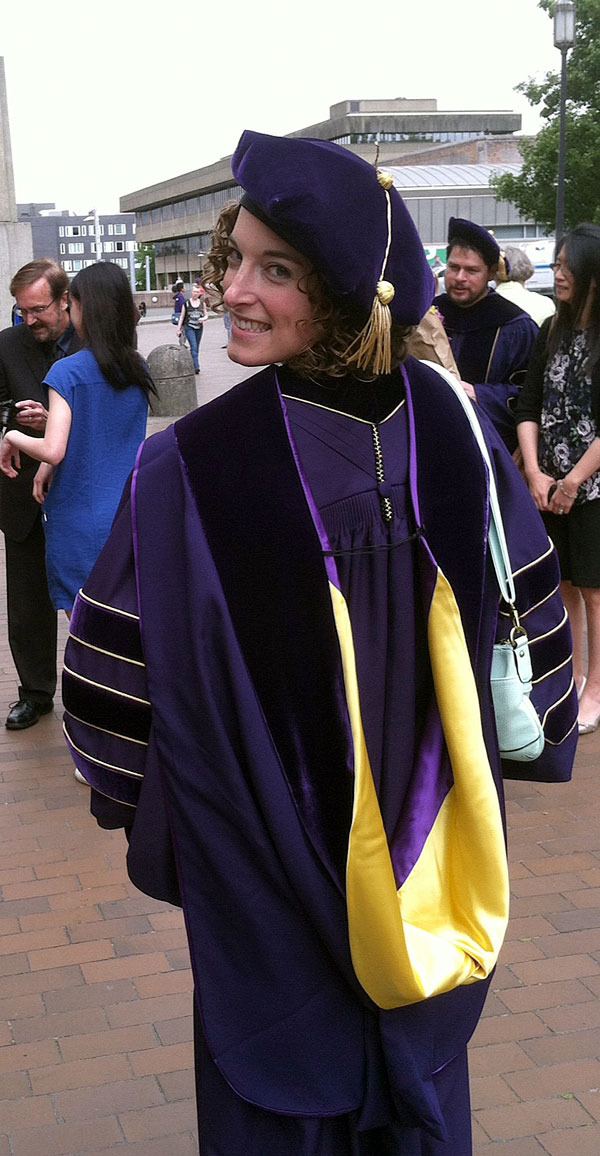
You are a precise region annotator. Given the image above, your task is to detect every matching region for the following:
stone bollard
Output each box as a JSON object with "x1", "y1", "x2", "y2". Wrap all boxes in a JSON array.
[{"x1": 147, "y1": 344, "x2": 197, "y2": 417}]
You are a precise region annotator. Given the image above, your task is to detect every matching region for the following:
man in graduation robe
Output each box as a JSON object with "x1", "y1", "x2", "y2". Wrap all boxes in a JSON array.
[{"x1": 435, "y1": 218, "x2": 539, "y2": 451}]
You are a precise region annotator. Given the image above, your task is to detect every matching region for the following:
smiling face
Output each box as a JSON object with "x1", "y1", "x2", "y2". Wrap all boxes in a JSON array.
[
  {"x1": 222, "y1": 207, "x2": 322, "y2": 367},
  {"x1": 444, "y1": 245, "x2": 495, "y2": 308}
]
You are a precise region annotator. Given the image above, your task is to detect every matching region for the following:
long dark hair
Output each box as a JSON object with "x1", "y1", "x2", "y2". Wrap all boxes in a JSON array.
[
  {"x1": 549, "y1": 223, "x2": 600, "y2": 375},
  {"x1": 69, "y1": 262, "x2": 155, "y2": 395}
]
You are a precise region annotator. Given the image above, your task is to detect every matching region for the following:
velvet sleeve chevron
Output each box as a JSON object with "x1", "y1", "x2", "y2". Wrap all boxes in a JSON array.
[{"x1": 62, "y1": 490, "x2": 151, "y2": 819}]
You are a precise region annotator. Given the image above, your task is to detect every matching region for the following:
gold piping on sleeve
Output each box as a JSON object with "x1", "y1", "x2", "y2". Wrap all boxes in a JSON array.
[
  {"x1": 77, "y1": 589, "x2": 140, "y2": 620},
  {"x1": 532, "y1": 652, "x2": 572, "y2": 686},
  {"x1": 63, "y1": 723, "x2": 144, "y2": 778},
  {"x1": 64, "y1": 709, "x2": 148, "y2": 747},
  {"x1": 511, "y1": 540, "x2": 555, "y2": 578},
  {"x1": 498, "y1": 583, "x2": 560, "y2": 622},
  {"x1": 528, "y1": 608, "x2": 569, "y2": 646},
  {"x1": 63, "y1": 662, "x2": 151, "y2": 705},
  {"x1": 68, "y1": 631, "x2": 146, "y2": 668}
]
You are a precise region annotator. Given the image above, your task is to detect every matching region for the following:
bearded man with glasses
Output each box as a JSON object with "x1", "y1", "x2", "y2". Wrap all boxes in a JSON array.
[{"x1": 0, "y1": 259, "x2": 79, "y2": 729}]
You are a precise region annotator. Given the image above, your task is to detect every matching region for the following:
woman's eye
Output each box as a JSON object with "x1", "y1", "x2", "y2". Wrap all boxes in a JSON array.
[
  {"x1": 226, "y1": 248, "x2": 241, "y2": 267},
  {"x1": 267, "y1": 264, "x2": 292, "y2": 281}
]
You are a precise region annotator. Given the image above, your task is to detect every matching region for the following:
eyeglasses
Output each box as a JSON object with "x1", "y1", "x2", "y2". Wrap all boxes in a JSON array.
[
  {"x1": 15, "y1": 298, "x2": 58, "y2": 318},
  {"x1": 550, "y1": 262, "x2": 572, "y2": 275}
]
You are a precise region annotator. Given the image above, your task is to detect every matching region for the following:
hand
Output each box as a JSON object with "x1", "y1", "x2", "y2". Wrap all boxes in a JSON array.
[
  {"x1": 33, "y1": 461, "x2": 54, "y2": 504},
  {"x1": 525, "y1": 468, "x2": 557, "y2": 511},
  {"x1": 547, "y1": 478, "x2": 577, "y2": 518},
  {"x1": 15, "y1": 399, "x2": 48, "y2": 431},
  {"x1": 0, "y1": 436, "x2": 20, "y2": 478}
]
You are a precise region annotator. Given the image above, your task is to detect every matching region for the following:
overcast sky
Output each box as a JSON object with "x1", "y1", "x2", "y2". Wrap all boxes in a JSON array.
[{"x1": 3, "y1": 0, "x2": 561, "y2": 215}]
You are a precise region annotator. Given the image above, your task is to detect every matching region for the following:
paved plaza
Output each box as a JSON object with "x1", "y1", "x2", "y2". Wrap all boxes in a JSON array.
[{"x1": 0, "y1": 315, "x2": 599, "y2": 1153}]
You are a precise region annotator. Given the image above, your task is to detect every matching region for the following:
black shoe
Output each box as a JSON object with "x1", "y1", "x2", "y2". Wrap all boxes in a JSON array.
[{"x1": 5, "y1": 699, "x2": 53, "y2": 730}]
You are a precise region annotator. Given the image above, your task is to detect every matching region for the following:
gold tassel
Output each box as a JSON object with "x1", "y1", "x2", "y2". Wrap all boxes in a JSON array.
[
  {"x1": 344, "y1": 280, "x2": 395, "y2": 376},
  {"x1": 342, "y1": 173, "x2": 397, "y2": 377}
]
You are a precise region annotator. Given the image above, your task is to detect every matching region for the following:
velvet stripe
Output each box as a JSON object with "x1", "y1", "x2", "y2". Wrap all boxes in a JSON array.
[
  {"x1": 64, "y1": 638, "x2": 148, "y2": 701},
  {"x1": 64, "y1": 732, "x2": 142, "y2": 807},
  {"x1": 174, "y1": 372, "x2": 354, "y2": 882},
  {"x1": 62, "y1": 668, "x2": 151, "y2": 743},
  {"x1": 71, "y1": 592, "x2": 144, "y2": 664}
]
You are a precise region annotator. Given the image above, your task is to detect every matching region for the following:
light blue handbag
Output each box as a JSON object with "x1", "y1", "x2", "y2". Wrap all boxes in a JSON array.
[{"x1": 423, "y1": 362, "x2": 545, "y2": 762}]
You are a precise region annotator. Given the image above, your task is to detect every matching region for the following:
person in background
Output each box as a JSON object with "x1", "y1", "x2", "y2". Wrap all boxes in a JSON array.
[
  {"x1": 516, "y1": 223, "x2": 600, "y2": 735},
  {"x1": 0, "y1": 259, "x2": 79, "y2": 730},
  {"x1": 435, "y1": 218, "x2": 539, "y2": 451},
  {"x1": 62, "y1": 131, "x2": 576, "y2": 1155},
  {"x1": 0, "y1": 261, "x2": 153, "y2": 616},
  {"x1": 171, "y1": 279, "x2": 186, "y2": 328},
  {"x1": 177, "y1": 279, "x2": 208, "y2": 373},
  {"x1": 495, "y1": 245, "x2": 556, "y2": 327}
]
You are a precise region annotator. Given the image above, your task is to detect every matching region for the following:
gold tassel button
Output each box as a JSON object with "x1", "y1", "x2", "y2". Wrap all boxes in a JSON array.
[
  {"x1": 377, "y1": 280, "x2": 395, "y2": 305},
  {"x1": 377, "y1": 170, "x2": 394, "y2": 190}
]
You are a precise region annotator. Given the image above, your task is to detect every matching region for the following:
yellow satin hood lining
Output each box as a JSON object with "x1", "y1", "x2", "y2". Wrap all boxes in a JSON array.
[{"x1": 330, "y1": 570, "x2": 509, "y2": 1010}]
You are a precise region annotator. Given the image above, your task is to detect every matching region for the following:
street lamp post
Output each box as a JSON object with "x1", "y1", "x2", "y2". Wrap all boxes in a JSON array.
[
  {"x1": 554, "y1": 0, "x2": 576, "y2": 243},
  {"x1": 84, "y1": 210, "x2": 102, "y2": 261}
]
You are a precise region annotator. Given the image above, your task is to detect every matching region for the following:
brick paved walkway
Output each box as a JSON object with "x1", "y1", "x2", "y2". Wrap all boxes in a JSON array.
[{"x1": 0, "y1": 319, "x2": 599, "y2": 1153}]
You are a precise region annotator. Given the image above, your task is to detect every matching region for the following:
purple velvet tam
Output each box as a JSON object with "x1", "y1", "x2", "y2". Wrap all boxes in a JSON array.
[
  {"x1": 231, "y1": 129, "x2": 435, "y2": 327},
  {"x1": 447, "y1": 217, "x2": 500, "y2": 268}
]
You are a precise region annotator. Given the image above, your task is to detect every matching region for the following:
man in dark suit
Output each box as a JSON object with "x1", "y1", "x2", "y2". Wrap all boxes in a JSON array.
[{"x1": 0, "y1": 259, "x2": 77, "y2": 729}]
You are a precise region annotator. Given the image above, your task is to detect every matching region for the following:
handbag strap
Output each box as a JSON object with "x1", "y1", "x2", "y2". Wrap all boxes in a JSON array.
[{"x1": 420, "y1": 361, "x2": 518, "y2": 615}]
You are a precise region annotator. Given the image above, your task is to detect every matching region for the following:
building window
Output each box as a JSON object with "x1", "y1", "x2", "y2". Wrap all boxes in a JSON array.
[
  {"x1": 68, "y1": 243, "x2": 85, "y2": 254},
  {"x1": 113, "y1": 223, "x2": 126, "y2": 235},
  {"x1": 126, "y1": 240, "x2": 136, "y2": 252},
  {"x1": 59, "y1": 243, "x2": 66, "y2": 254},
  {"x1": 62, "y1": 260, "x2": 73, "y2": 272},
  {"x1": 115, "y1": 258, "x2": 128, "y2": 268},
  {"x1": 103, "y1": 241, "x2": 114, "y2": 252},
  {"x1": 115, "y1": 241, "x2": 125, "y2": 251},
  {"x1": 59, "y1": 226, "x2": 65, "y2": 237},
  {"x1": 73, "y1": 260, "x2": 83, "y2": 271}
]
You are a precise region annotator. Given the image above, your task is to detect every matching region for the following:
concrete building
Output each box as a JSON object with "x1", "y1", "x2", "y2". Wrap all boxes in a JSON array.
[
  {"x1": 120, "y1": 97, "x2": 537, "y2": 289},
  {"x1": 17, "y1": 204, "x2": 137, "y2": 281}
]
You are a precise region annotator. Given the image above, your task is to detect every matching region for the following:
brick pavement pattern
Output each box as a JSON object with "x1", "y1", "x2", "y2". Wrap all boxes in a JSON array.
[{"x1": 0, "y1": 316, "x2": 599, "y2": 1153}]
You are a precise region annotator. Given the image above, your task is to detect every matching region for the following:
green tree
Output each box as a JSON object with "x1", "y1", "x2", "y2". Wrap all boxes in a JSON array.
[
  {"x1": 134, "y1": 242, "x2": 156, "y2": 292},
  {"x1": 492, "y1": 0, "x2": 600, "y2": 232}
]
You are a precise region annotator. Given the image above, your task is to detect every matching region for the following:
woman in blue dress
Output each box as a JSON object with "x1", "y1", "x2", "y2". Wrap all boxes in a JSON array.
[{"x1": 0, "y1": 261, "x2": 154, "y2": 612}]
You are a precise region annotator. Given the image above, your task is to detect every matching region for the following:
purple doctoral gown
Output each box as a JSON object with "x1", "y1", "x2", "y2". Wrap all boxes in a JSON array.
[
  {"x1": 62, "y1": 358, "x2": 576, "y2": 1149},
  {"x1": 434, "y1": 290, "x2": 539, "y2": 451}
]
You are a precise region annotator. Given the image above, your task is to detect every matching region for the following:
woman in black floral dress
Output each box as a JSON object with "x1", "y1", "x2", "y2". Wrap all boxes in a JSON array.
[{"x1": 517, "y1": 224, "x2": 600, "y2": 734}]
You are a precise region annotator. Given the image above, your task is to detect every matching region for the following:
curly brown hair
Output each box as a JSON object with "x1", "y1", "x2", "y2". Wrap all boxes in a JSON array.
[{"x1": 202, "y1": 202, "x2": 412, "y2": 378}]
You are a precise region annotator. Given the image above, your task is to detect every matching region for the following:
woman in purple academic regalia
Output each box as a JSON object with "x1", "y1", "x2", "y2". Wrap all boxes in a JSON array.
[{"x1": 62, "y1": 131, "x2": 577, "y2": 1155}]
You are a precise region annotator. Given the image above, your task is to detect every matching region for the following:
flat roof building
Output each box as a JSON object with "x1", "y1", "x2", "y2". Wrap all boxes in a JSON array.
[
  {"x1": 120, "y1": 98, "x2": 538, "y2": 289},
  {"x1": 17, "y1": 204, "x2": 137, "y2": 281}
]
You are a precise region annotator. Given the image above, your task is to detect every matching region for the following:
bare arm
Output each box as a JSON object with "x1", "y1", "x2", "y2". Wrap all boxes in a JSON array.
[{"x1": 0, "y1": 389, "x2": 72, "y2": 477}]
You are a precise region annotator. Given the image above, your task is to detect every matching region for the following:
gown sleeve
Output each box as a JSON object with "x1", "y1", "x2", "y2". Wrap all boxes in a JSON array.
[
  {"x1": 479, "y1": 410, "x2": 578, "y2": 782},
  {"x1": 475, "y1": 313, "x2": 540, "y2": 450},
  {"x1": 62, "y1": 479, "x2": 151, "y2": 830}
]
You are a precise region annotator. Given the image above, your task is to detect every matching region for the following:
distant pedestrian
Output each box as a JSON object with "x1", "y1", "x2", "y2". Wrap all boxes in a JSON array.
[
  {"x1": 171, "y1": 280, "x2": 185, "y2": 327},
  {"x1": 177, "y1": 280, "x2": 208, "y2": 373}
]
